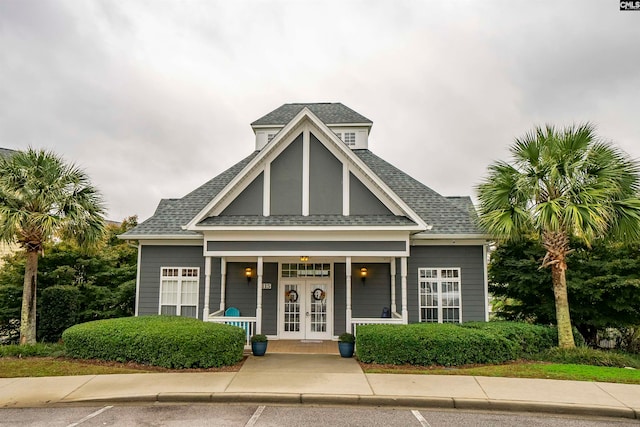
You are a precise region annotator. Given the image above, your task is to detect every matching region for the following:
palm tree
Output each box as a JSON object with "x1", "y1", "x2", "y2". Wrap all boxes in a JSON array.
[
  {"x1": 0, "y1": 148, "x2": 105, "y2": 344},
  {"x1": 477, "y1": 124, "x2": 640, "y2": 348}
]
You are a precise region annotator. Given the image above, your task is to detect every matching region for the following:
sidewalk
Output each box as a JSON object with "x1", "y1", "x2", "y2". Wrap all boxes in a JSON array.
[{"x1": 0, "y1": 354, "x2": 638, "y2": 420}]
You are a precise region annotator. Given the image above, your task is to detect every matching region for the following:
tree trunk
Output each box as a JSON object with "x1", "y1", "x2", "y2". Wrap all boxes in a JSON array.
[
  {"x1": 19, "y1": 250, "x2": 39, "y2": 345},
  {"x1": 550, "y1": 263, "x2": 575, "y2": 348}
]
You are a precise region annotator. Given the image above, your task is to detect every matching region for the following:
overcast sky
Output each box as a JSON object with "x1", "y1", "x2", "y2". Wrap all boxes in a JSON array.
[{"x1": 1, "y1": 1, "x2": 639, "y2": 222}]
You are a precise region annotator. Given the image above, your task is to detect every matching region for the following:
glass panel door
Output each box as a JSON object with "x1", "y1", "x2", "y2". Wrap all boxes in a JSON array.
[
  {"x1": 283, "y1": 282, "x2": 303, "y2": 338},
  {"x1": 306, "y1": 282, "x2": 329, "y2": 339},
  {"x1": 280, "y1": 279, "x2": 331, "y2": 340}
]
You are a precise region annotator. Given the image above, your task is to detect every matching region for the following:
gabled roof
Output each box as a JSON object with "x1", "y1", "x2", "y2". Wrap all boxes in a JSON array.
[
  {"x1": 186, "y1": 107, "x2": 426, "y2": 230},
  {"x1": 121, "y1": 148, "x2": 482, "y2": 238},
  {"x1": 251, "y1": 103, "x2": 372, "y2": 127}
]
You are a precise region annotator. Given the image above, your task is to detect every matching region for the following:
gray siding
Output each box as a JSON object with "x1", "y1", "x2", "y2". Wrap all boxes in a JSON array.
[
  {"x1": 261, "y1": 263, "x2": 279, "y2": 335},
  {"x1": 138, "y1": 245, "x2": 208, "y2": 318},
  {"x1": 225, "y1": 262, "x2": 258, "y2": 317},
  {"x1": 209, "y1": 257, "x2": 222, "y2": 313},
  {"x1": 404, "y1": 245, "x2": 486, "y2": 323},
  {"x1": 350, "y1": 263, "x2": 391, "y2": 318},
  {"x1": 221, "y1": 172, "x2": 263, "y2": 215},
  {"x1": 270, "y1": 134, "x2": 303, "y2": 215},
  {"x1": 224, "y1": 262, "x2": 278, "y2": 334},
  {"x1": 332, "y1": 262, "x2": 391, "y2": 333},
  {"x1": 207, "y1": 240, "x2": 406, "y2": 252},
  {"x1": 309, "y1": 133, "x2": 342, "y2": 214},
  {"x1": 333, "y1": 263, "x2": 346, "y2": 335},
  {"x1": 349, "y1": 173, "x2": 393, "y2": 215}
]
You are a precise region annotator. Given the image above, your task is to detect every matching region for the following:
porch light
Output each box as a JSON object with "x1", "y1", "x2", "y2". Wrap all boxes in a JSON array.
[
  {"x1": 300, "y1": 256, "x2": 309, "y2": 262},
  {"x1": 245, "y1": 267, "x2": 253, "y2": 284},
  {"x1": 360, "y1": 267, "x2": 368, "y2": 285}
]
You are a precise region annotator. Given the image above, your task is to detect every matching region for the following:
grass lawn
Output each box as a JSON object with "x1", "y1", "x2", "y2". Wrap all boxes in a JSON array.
[
  {"x1": 362, "y1": 361, "x2": 640, "y2": 384},
  {"x1": 0, "y1": 357, "x2": 244, "y2": 378}
]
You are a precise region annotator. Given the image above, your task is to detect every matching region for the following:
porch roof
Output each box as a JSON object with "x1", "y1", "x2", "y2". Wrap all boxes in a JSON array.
[{"x1": 197, "y1": 214, "x2": 416, "y2": 227}]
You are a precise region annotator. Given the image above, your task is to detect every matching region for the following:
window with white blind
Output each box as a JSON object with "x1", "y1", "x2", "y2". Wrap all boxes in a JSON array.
[
  {"x1": 159, "y1": 267, "x2": 199, "y2": 318},
  {"x1": 418, "y1": 268, "x2": 461, "y2": 323}
]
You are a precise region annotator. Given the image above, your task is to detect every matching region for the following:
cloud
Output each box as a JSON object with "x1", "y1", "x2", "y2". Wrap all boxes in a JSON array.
[{"x1": 0, "y1": 0, "x2": 638, "y2": 221}]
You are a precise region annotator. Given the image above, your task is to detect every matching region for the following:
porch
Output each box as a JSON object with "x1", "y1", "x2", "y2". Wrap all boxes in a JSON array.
[
  {"x1": 261, "y1": 339, "x2": 339, "y2": 354},
  {"x1": 208, "y1": 312, "x2": 403, "y2": 347}
]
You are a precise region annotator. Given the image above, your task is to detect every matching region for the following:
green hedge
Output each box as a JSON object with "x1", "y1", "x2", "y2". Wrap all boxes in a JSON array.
[
  {"x1": 39, "y1": 285, "x2": 81, "y2": 343},
  {"x1": 356, "y1": 323, "x2": 519, "y2": 366},
  {"x1": 62, "y1": 316, "x2": 245, "y2": 368},
  {"x1": 460, "y1": 321, "x2": 556, "y2": 356}
]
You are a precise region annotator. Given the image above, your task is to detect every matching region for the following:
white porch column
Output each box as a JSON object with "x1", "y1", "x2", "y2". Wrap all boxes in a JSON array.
[
  {"x1": 346, "y1": 257, "x2": 352, "y2": 333},
  {"x1": 401, "y1": 256, "x2": 408, "y2": 324},
  {"x1": 203, "y1": 256, "x2": 211, "y2": 319},
  {"x1": 390, "y1": 258, "x2": 397, "y2": 314},
  {"x1": 219, "y1": 257, "x2": 226, "y2": 312},
  {"x1": 256, "y1": 256, "x2": 264, "y2": 334},
  {"x1": 483, "y1": 244, "x2": 490, "y2": 321}
]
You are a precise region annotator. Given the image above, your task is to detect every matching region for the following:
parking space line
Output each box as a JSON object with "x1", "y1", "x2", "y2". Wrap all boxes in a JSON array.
[
  {"x1": 245, "y1": 405, "x2": 266, "y2": 427},
  {"x1": 66, "y1": 405, "x2": 113, "y2": 427},
  {"x1": 411, "y1": 410, "x2": 431, "y2": 427}
]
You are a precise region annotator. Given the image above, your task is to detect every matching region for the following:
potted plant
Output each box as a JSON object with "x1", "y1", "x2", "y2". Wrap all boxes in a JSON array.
[
  {"x1": 251, "y1": 334, "x2": 268, "y2": 356},
  {"x1": 338, "y1": 332, "x2": 355, "y2": 358}
]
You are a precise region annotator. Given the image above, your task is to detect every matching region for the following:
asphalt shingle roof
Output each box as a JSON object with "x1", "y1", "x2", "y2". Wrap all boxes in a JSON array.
[
  {"x1": 123, "y1": 149, "x2": 481, "y2": 237},
  {"x1": 251, "y1": 103, "x2": 372, "y2": 126},
  {"x1": 121, "y1": 151, "x2": 260, "y2": 237},
  {"x1": 198, "y1": 215, "x2": 416, "y2": 227},
  {"x1": 352, "y1": 150, "x2": 482, "y2": 235},
  {"x1": 0, "y1": 148, "x2": 16, "y2": 158}
]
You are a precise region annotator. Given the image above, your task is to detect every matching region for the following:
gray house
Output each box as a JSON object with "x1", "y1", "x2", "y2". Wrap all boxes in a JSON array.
[{"x1": 121, "y1": 103, "x2": 489, "y2": 343}]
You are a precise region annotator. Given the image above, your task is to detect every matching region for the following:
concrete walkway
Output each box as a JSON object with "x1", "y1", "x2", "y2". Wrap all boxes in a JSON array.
[{"x1": 0, "y1": 354, "x2": 638, "y2": 420}]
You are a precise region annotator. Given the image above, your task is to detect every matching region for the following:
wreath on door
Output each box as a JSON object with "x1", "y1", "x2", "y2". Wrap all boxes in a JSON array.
[
  {"x1": 285, "y1": 289, "x2": 299, "y2": 302},
  {"x1": 312, "y1": 288, "x2": 326, "y2": 301}
]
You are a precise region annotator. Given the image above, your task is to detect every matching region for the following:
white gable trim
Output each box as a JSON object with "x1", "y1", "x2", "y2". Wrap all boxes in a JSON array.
[{"x1": 184, "y1": 108, "x2": 429, "y2": 231}]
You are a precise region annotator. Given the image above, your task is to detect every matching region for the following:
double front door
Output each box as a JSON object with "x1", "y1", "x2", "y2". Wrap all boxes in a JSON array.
[{"x1": 279, "y1": 279, "x2": 331, "y2": 340}]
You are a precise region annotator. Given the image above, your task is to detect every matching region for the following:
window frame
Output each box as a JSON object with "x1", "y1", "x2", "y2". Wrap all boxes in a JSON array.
[
  {"x1": 418, "y1": 267, "x2": 462, "y2": 323},
  {"x1": 159, "y1": 267, "x2": 200, "y2": 319},
  {"x1": 343, "y1": 132, "x2": 356, "y2": 146}
]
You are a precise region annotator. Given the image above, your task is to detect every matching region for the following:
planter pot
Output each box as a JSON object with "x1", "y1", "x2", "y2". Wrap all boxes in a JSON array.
[
  {"x1": 338, "y1": 342, "x2": 354, "y2": 358},
  {"x1": 251, "y1": 341, "x2": 268, "y2": 356}
]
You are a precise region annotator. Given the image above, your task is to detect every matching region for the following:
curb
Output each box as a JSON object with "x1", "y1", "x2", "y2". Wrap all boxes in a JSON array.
[{"x1": 61, "y1": 393, "x2": 639, "y2": 420}]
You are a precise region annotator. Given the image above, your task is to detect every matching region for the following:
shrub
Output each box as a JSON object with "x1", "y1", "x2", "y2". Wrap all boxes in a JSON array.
[
  {"x1": 338, "y1": 332, "x2": 355, "y2": 343},
  {"x1": 532, "y1": 347, "x2": 640, "y2": 368},
  {"x1": 38, "y1": 285, "x2": 81, "y2": 343},
  {"x1": 250, "y1": 334, "x2": 267, "y2": 343},
  {"x1": 461, "y1": 321, "x2": 556, "y2": 356},
  {"x1": 0, "y1": 343, "x2": 65, "y2": 358},
  {"x1": 356, "y1": 323, "x2": 519, "y2": 366},
  {"x1": 62, "y1": 316, "x2": 245, "y2": 368}
]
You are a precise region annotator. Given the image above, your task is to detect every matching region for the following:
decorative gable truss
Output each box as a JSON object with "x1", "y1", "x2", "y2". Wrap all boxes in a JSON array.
[{"x1": 185, "y1": 108, "x2": 428, "y2": 232}]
